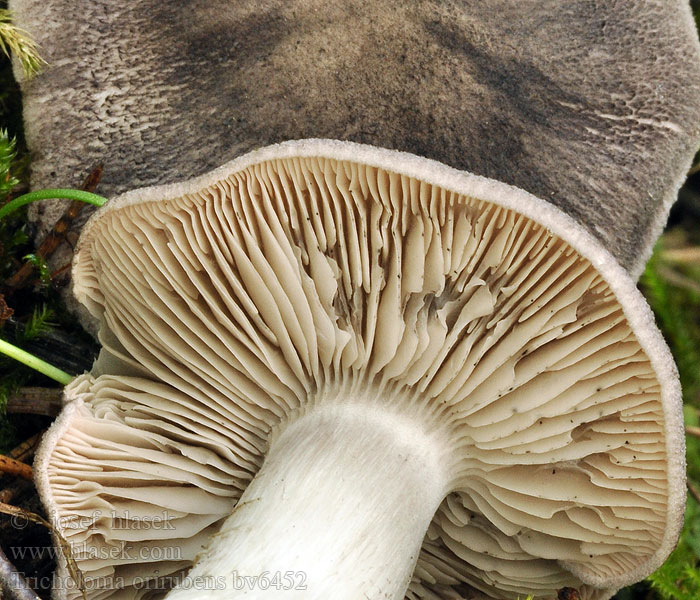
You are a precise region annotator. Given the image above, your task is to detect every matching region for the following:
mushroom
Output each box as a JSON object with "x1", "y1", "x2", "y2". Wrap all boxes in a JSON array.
[
  {"x1": 9, "y1": 0, "x2": 700, "y2": 599},
  {"x1": 35, "y1": 139, "x2": 685, "y2": 600}
]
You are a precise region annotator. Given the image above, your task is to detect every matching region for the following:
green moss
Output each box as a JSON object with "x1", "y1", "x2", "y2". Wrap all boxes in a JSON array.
[
  {"x1": 637, "y1": 242, "x2": 700, "y2": 599},
  {"x1": 640, "y1": 242, "x2": 700, "y2": 407},
  {"x1": 647, "y1": 496, "x2": 700, "y2": 600}
]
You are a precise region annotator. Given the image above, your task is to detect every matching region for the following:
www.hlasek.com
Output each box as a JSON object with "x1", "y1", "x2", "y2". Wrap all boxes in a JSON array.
[{"x1": 9, "y1": 542, "x2": 183, "y2": 562}]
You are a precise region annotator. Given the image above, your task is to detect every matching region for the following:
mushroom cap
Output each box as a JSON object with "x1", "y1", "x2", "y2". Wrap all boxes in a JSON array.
[
  {"x1": 35, "y1": 139, "x2": 685, "y2": 600},
  {"x1": 11, "y1": 0, "x2": 700, "y2": 277}
]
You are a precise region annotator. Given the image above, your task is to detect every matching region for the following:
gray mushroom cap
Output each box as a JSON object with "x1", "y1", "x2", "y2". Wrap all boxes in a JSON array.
[
  {"x1": 10, "y1": 0, "x2": 700, "y2": 278},
  {"x1": 35, "y1": 140, "x2": 685, "y2": 600}
]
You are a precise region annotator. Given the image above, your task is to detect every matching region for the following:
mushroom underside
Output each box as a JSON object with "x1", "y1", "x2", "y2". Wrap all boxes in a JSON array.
[{"x1": 36, "y1": 151, "x2": 675, "y2": 600}]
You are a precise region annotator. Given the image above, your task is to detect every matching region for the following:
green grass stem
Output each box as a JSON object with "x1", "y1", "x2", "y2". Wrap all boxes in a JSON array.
[
  {"x1": 0, "y1": 337, "x2": 73, "y2": 385},
  {"x1": 0, "y1": 188, "x2": 107, "y2": 220}
]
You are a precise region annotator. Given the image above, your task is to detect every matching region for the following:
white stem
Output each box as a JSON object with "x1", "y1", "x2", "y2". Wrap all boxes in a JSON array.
[{"x1": 165, "y1": 403, "x2": 450, "y2": 599}]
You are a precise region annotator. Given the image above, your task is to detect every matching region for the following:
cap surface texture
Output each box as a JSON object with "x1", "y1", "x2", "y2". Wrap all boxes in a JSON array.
[{"x1": 10, "y1": 0, "x2": 700, "y2": 276}]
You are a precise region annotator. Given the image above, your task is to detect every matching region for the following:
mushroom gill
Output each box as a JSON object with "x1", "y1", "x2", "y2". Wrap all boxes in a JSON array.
[{"x1": 36, "y1": 146, "x2": 680, "y2": 600}]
